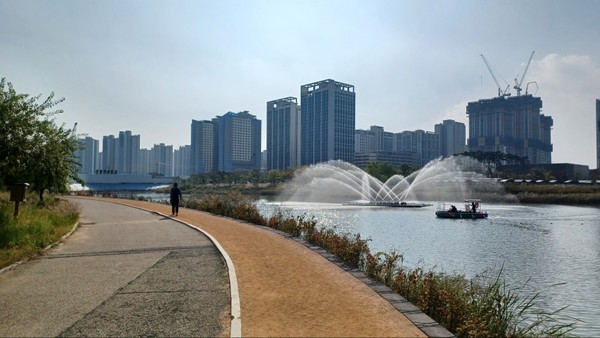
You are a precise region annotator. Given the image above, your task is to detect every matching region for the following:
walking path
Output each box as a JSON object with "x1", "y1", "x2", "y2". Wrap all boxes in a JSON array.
[
  {"x1": 1, "y1": 196, "x2": 453, "y2": 337},
  {"x1": 0, "y1": 198, "x2": 230, "y2": 337}
]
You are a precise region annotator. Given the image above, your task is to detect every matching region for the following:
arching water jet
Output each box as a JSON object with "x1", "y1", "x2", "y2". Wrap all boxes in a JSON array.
[{"x1": 279, "y1": 156, "x2": 512, "y2": 205}]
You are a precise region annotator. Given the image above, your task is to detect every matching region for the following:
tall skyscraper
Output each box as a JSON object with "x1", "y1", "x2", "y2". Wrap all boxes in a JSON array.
[
  {"x1": 174, "y1": 145, "x2": 191, "y2": 177},
  {"x1": 75, "y1": 136, "x2": 99, "y2": 174},
  {"x1": 116, "y1": 130, "x2": 140, "y2": 174},
  {"x1": 434, "y1": 119, "x2": 466, "y2": 158},
  {"x1": 354, "y1": 129, "x2": 373, "y2": 153},
  {"x1": 213, "y1": 111, "x2": 261, "y2": 172},
  {"x1": 266, "y1": 97, "x2": 300, "y2": 171},
  {"x1": 596, "y1": 99, "x2": 600, "y2": 170},
  {"x1": 300, "y1": 79, "x2": 356, "y2": 165},
  {"x1": 467, "y1": 95, "x2": 553, "y2": 164},
  {"x1": 394, "y1": 130, "x2": 440, "y2": 168},
  {"x1": 138, "y1": 148, "x2": 151, "y2": 174},
  {"x1": 355, "y1": 125, "x2": 393, "y2": 152},
  {"x1": 190, "y1": 120, "x2": 215, "y2": 174},
  {"x1": 100, "y1": 131, "x2": 140, "y2": 174},
  {"x1": 101, "y1": 135, "x2": 116, "y2": 172},
  {"x1": 150, "y1": 143, "x2": 173, "y2": 176}
]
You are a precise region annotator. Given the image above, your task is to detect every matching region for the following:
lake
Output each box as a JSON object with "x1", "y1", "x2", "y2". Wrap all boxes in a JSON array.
[{"x1": 256, "y1": 201, "x2": 600, "y2": 336}]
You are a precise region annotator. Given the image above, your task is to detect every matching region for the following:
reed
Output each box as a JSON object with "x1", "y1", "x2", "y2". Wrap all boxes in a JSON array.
[
  {"x1": 146, "y1": 193, "x2": 575, "y2": 337},
  {"x1": 0, "y1": 193, "x2": 79, "y2": 268}
]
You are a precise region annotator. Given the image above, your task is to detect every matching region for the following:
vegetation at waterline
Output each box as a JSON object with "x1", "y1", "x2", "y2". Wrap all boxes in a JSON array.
[
  {"x1": 505, "y1": 183, "x2": 600, "y2": 205},
  {"x1": 0, "y1": 77, "x2": 81, "y2": 204},
  {"x1": 138, "y1": 192, "x2": 574, "y2": 337},
  {"x1": 0, "y1": 192, "x2": 79, "y2": 268}
]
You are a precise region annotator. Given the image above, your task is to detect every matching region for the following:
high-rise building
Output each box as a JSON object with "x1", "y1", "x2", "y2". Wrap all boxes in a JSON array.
[
  {"x1": 75, "y1": 137, "x2": 99, "y2": 174},
  {"x1": 394, "y1": 130, "x2": 440, "y2": 168},
  {"x1": 300, "y1": 79, "x2": 356, "y2": 165},
  {"x1": 434, "y1": 119, "x2": 466, "y2": 158},
  {"x1": 213, "y1": 111, "x2": 261, "y2": 172},
  {"x1": 138, "y1": 148, "x2": 151, "y2": 174},
  {"x1": 266, "y1": 97, "x2": 301, "y2": 171},
  {"x1": 596, "y1": 99, "x2": 600, "y2": 170},
  {"x1": 150, "y1": 143, "x2": 173, "y2": 176},
  {"x1": 467, "y1": 95, "x2": 552, "y2": 164},
  {"x1": 354, "y1": 129, "x2": 373, "y2": 153},
  {"x1": 354, "y1": 126, "x2": 398, "y2": 168},
  {"x1": 174, "y1": 145, "x2": 191, "y2": 177},
  {"x1": 101, "y1": 135, "x2": 116, "y2": 172},
  {"x1": 355, "y1": 126, "x2": 394, "y2": 153},
  {"x1": 190, "y1": 120, "x2": 215, "y2": 174},
  {"x1": 100, "y1": 131, "x2": 141, "y2": 174}
]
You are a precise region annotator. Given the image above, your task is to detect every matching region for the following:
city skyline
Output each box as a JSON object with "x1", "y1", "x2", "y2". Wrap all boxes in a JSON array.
[{"x1": 2, "y1": 1, "x2": 600, "y2": 167}]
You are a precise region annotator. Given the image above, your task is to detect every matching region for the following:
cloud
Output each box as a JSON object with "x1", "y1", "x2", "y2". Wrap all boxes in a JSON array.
[
  {"x1": 529, "y1": 54, "x2": 600, "y2": 167},
  {"x1": 438, "y1": 54, "x2": 599, "y2": 168}
]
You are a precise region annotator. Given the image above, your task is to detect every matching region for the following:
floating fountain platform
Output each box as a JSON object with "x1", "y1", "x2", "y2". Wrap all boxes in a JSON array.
[{"x1": 345, "y1": 201, "x2": 433, "y2": 208}]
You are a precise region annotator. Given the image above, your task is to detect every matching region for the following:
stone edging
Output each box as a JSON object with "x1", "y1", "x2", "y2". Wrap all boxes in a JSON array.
[
  {"x1": 238, "y1": 220, "x2": 456, "y2": 338},
  {"x1": 91, "y1": 198, "x2": 455, "y2": 338}
]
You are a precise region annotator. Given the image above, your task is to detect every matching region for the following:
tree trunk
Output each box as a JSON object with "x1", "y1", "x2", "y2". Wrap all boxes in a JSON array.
[{"x1": 37, "y1": 188, "x2": 44, "y2": 206}]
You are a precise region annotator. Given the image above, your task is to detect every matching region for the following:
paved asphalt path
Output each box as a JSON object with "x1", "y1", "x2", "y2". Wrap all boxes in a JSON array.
[{"x1": 0, "y1": 198, "x2": 231, "y2": 337}]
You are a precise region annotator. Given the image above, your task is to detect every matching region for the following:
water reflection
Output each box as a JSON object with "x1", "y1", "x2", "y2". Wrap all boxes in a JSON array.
[{"x1": 257, "y1": 201, "x2": 600, "y2": 336}]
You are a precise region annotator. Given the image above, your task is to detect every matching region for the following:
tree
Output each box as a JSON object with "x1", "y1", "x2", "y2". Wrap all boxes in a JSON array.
[
  {"x1": 0, "y1": 78, "x2": 81, "y2": 204},
  {"x1": 365, "y1": 162, "x2": 398, "y2": 183}
]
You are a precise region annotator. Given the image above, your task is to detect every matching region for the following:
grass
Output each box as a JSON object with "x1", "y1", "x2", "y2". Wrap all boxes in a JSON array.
[
  {"x1": 0, "y1": 192, "x2": 79, "y2": 269},
  {"x1": 504, "y1": 183, "x2": 600, "y2": 205},
  {"x1": 135, "y1": 192, "x2": 575, "y2": 337}
]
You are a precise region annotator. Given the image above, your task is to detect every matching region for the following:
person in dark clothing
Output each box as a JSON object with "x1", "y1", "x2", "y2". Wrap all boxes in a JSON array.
[{"x1": 170, "y1": 183, "x2": 182, "y2": 216}]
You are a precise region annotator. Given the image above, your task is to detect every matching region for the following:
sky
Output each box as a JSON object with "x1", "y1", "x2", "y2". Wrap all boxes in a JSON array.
[{"x1": 1, "y1": 0, "x2": 599, "y2": 168}]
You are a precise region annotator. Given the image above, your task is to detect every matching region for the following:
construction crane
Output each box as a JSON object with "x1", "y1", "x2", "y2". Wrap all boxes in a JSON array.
[
  {"x1": 513, "y1": 51, "x2": 535, "y2": 96},
  {"x1": 481, "y1": 54, "x2": 510, "y2": 97}
]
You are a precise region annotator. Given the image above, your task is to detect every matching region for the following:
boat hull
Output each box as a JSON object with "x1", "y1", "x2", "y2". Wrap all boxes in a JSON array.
[{"x1": 435, "y1": 211, "x2": 488, "y2": 219}]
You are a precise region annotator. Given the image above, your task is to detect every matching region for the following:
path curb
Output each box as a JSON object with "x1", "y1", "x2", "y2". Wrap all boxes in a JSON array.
[
  {"x1": 239, "y1": 220, "x2": 456, "y2": 338},
  {"x1": 98, "y1": 198, "x2": 455, "y2": 338}
]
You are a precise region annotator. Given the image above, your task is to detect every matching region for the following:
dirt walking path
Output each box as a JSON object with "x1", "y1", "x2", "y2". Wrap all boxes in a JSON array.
[{"x1": 92, "y1": 197, "x2": 428, "y2": 337}]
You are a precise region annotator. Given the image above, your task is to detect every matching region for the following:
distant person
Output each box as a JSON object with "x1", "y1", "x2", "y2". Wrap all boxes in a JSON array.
[
  {"x1": 170, "y1": 183, "x2": 182, "y2": 216},
  {"x1": 472, "y1": 201, "x2": 477, "y2": 213},
  {"x1": 449, "y1": 205, "x2": 458, "y2": 213}
]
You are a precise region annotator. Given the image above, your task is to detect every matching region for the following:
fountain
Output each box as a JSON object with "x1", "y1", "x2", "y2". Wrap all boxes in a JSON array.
[{"x1": 279, "y1": 156, "x2": 510, "y2": 206}]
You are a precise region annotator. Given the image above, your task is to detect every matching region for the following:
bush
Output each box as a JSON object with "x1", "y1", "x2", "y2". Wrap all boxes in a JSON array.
[
  {"x1": 137, "y1": 193, "x2": 575, "y2": 337},
  {"x1": 0, "y1": 193, "x2": 79, "y2": 268}
]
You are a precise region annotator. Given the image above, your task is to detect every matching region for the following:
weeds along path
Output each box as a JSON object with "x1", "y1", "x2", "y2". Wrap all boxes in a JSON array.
[{"x1": 95, "y1": 197, "x2": 426, "y2": 337}]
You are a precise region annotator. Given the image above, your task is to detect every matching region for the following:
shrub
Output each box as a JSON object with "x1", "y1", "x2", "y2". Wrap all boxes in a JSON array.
[
  {"x1": 133, "y1": 193, "x2": 576, "y2": 337},
  {"x1": 0, "y1": 193, "x2": 79, "y2": 268}
]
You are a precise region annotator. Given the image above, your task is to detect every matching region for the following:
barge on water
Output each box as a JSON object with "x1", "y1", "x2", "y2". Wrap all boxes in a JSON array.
[{"x1": 436, "y1": 199, "x2": 488, "y2": 219}]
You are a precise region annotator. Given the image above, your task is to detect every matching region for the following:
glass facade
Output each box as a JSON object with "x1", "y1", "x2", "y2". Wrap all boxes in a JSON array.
[
  {"x1": 300, "y1": 79, "x2": 355, "y2": 165},
  {"x1": 266, "y1": 97, "x2": 299, "y2": 171}
]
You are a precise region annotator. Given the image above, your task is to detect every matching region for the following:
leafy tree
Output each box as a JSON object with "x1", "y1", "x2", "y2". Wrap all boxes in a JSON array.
[
  {"x1": 366, "y1": 162, "x2": 398, "y2": 183},
  {"x1": 398, "y1": 163, "x2": 417, "y2": 177},
  {"x1": 0, "y1": 78, "x2": 81, "y2": 204}
]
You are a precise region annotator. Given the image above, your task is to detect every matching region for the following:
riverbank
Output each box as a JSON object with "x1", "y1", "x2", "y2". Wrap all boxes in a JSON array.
[
  {"x1": 82, "y1": 197, "x2": 430, "y2": 337},
  {"x1": 164, "y1": 181, "x2": 600, "y2": 206},
  {"x1": 504, "y1": 182, "x2": 600, "y2": 205}
]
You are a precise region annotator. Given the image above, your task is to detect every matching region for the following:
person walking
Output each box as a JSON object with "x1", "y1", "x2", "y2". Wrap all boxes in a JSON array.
[{"x1": 170, "y1": 183, "x2": 182, "y2": 216}]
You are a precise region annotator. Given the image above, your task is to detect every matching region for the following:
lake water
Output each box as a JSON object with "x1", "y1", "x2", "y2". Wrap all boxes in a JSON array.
[{"x1": 256, "y1": 201, "x2": 600, "y2": 336}]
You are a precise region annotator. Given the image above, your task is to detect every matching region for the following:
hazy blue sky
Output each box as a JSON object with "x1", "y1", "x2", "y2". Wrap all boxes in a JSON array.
[{"x1": 2, "y1": 0, "x2": 599, "y2": 167}]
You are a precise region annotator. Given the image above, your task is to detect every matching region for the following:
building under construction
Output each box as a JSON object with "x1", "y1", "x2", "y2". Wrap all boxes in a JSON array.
[{"x1": 467, "y1": 94, "x2": 553, "y2": 164}]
